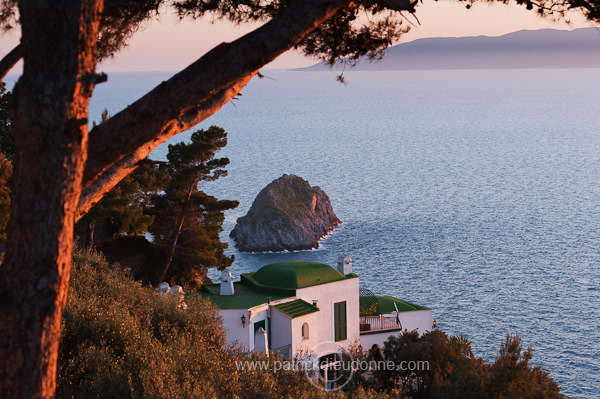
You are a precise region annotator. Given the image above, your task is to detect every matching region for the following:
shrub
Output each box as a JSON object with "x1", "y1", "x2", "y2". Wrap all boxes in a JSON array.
[
  {"x1": 59, "y1": 250, "x2": 378, "y2": 399},
  {"x1": 372, "y1": 330, "x2": 562, "y2": 399},
  {"x1": 59, "y1": 250, "x2": 560, "y2": 398},
  {"x1": 59, "y1": 249, "x2": 226, "y2": 398}
]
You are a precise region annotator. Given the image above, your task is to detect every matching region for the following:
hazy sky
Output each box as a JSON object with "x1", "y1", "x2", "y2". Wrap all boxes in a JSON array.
[{"x1": 1, "y1": 1, "x2": 595, "y2": 73}]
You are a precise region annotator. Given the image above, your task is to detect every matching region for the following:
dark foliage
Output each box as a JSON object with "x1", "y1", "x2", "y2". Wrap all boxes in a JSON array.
[
  {"x1": 0, "y1": 82, "x2": 12, "y2": 161},
  {"x1": 298, "y1": 5, "x2": 408, "y2": 67},
  {"x1": 0, "y1": 89, "x2": 235, "y2": 284},
  {"x1": 59, "y1": 249, "x2": 407, "y2": 399},
  {"x1": 149, "y1": 126, "x2": 238, "y2": 287},
  {"x1": 366, "y1": 329, "x2": 562, "y2": 399},
  {"x1": 3, "y1": 0, "x2": 599, "y2": 69},
  {"x1": 0, "y1": 152, "x2": 10, "y2": 244},
  {"x1": 75, "y1": 125, "x2": 237, "y2": 287},
  {"x1": 76, "y1": 163, "x2": 168, "y2": 247},
  {"x1": 99, "y1": 0, "x2": 165, "y2": 60}
]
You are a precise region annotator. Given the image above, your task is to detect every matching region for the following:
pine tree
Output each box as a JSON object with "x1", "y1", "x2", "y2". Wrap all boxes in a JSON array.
[
  {"x1": 149, "y1": 126, "x2": 238, "y2": 287},
  {"x1": 77, "y1": 164, "x2": 168, "y2": 248},
  {"x1": 77, "y1": 110, "x2": 169, "y2": 248}
]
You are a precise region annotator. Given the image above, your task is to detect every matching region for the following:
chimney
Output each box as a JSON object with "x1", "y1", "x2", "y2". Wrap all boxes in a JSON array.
[
  {"x1": 254, "y1": 327, "x2": 269, "y2": 354},
  {"x1": 170, "y1": 285, "x2": 185, "y2": 296},
  {"x1": 156, "y1": 282, "x2": 170, "y2": 295},
  {"x1": 336, "y1": 254, "x2": 353, "y2": 275},
  {"x1": 219, "y1": 270, "x2": 235, "y2": 295}
]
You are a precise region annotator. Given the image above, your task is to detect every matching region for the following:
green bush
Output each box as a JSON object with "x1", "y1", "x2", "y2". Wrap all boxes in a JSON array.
[
  {"x1": 59, "y1": 250, "x2": 381, "y2": 399},
  {"x1": 58, "y1": 250, "x2": 563, "y2": 399},
  {"x1": 370, "y1": 329, "x2": 563, "y2": 399},
  {"x1": 60, "y1": 249, "x2": 224, "y2": 398}
]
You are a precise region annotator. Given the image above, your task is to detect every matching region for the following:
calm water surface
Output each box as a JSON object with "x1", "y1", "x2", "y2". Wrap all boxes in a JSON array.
[{"x1": 10, "y1": 68, "x2": 598, "y2": 398}]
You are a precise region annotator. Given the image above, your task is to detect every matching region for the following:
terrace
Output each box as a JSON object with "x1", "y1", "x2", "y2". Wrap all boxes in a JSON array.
[{"x1": 359, "y1": 289, "x2": 430, "y2": 333}]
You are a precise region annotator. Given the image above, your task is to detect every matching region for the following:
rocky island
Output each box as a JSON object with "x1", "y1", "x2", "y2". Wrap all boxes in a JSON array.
[{"x1": 230, "y1": 174, "x2": 340, "y2": 252}]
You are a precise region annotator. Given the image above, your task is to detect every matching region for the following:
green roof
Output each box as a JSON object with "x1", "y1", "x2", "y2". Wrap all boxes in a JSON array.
[
  {"x1": 248, "y1": 261, "x2": 356, "y2": 289},
  {"x1": 201, "y1": 261, "x2": 358, "y2": 311},
  {"x1": 272, "y1": 299, "x2": 320, "y2": 318},
  {"x1": 360, "y1": 295, "x2": 430, "y2": 316},
  {"x1": 201, "y1": 282, "x2": 289, "y2": 310}
]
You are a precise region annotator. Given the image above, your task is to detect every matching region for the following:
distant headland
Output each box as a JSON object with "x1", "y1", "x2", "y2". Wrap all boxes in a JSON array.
[{"x1": 295, "y1": 28, "x2": 600, "y2": 71}]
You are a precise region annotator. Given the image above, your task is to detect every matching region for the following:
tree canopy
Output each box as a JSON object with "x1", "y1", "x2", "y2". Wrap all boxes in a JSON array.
[
  {"x1": 149, "y1": 126, "x2": 238, "y2": 287},
  {"x1": 77, "y1": 126, "x2": 238, "y2": 287},
  {"x1": 1, "y1": 1, "x2": 598, "y2": 75},
  {"x1": 367, "y1": 330, "x2": 561, "y2": 398},
  {"x1": 0, "y1": 94, "x2": 234, "y2": 285}
]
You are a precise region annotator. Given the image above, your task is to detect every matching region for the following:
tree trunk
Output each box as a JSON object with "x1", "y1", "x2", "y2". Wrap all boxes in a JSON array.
[
  {"x1": 153, "y1": 183, "x2": 195, "y2": 286},
  {"x1": 154, "y1": 218, "x2": 185, "y2": 286},
  {"x1": 84, "y1": 218, "x2": 96, "y2": 249},
  {"x1": 0, "y1": 1, "x2": 103, "y2": 398},
  {"x1": 0, "y1": 0, "x2": 405, "y2": 397}
]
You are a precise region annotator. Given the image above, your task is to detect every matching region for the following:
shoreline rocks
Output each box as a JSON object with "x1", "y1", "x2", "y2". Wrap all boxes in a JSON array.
[{"x1": 230, "y1": 174, "x2": 340, "y2": 252}]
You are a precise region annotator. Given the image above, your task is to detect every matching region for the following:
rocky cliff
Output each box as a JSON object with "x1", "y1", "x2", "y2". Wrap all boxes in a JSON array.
[{"x1": 230, "y1": 174, "x2": 340, "y2": 252}]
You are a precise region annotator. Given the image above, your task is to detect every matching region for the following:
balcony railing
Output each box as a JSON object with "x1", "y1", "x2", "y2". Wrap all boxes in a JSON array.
[
  {"x1": 273, "y1": 344, "x2": 292, "y2": 359},
  {"x1": 359, "y1": 314, "x2": 401, "y2": 333}
]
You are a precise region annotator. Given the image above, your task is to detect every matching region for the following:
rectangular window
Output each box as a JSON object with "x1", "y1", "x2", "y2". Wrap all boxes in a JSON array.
[{"x1": 334, "y1": 301, "x2": 347, "y2": 341}]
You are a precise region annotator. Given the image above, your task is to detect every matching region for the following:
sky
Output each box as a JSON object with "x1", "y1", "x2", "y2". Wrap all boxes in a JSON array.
[{"x1": 0, "y1": 0, "x2": 596, "y2": 73}]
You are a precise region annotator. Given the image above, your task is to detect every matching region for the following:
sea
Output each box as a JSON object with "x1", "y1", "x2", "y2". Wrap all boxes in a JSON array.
[{"x1": 6, "y1": 68, "x2": 600, "y2": 398}]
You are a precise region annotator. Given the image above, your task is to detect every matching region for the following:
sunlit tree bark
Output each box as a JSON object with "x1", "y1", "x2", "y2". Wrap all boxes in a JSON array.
[{"x1": 0, "y1": 1, "x2": 103, "y2": 398}]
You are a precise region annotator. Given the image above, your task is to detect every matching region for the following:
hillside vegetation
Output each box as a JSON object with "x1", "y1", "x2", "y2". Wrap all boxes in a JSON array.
[{"x1": 59, "y1": 249, "x2": 564, "y2": 399}]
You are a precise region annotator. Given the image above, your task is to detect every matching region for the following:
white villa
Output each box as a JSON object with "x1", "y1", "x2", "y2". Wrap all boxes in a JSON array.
[{"x1": 200, "y1": 255, "x2": 432, "y2": 358}]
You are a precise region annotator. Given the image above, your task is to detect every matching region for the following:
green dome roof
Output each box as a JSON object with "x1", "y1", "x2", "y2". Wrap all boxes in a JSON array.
[{"x1": 252, "y1": 261, "x2": 348, "y2": 289}]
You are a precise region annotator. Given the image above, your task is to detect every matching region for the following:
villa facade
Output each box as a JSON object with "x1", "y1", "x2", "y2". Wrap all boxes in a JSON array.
[{"x1": 200, "y1": 255, "x2": 432, "y2": 357}]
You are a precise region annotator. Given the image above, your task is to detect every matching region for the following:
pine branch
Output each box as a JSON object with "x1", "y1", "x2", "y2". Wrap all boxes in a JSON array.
[
  {"x1": 0, "y1": 44, "x2": 22, "y2": 81},
  {"x1": 77, "y1": 0, "x2": 351, "y2": 219}
]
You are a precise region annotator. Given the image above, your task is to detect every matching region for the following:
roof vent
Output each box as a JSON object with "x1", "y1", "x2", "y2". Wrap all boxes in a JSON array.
[
  {"x1": 156, "y1": 282, "x2": 170, "y2": 295},
  {"x1": 336, "y1": 254, "x2": 353, "y2": 275},
  {"x1": 220, "y1": 270, "x2": 235, "y2": 296},
  {"x1": 254, "y1": 327, "x2": 268, "y2": 354}
]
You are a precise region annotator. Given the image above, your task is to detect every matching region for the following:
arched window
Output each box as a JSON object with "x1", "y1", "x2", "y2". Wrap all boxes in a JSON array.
[{"x1": 302, "y1": 322, "x2": 309, "y2": 339}]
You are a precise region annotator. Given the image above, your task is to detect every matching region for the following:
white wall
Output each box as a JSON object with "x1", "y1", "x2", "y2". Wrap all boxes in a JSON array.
[
  {"x1": 359, "y1": 309, "x2": 433, "y2": 350},
  {"x1": 294, "y1": 277, "x2": 360, "y2": 352},
  {"x1": 220, "y1": 306, "x2": 274, "y2": 351},
  {"x1": 290, "y1": 311, "x2": 321, "y2": 354},
  {"x1": 220, "y1": 309, "x2": 251, "y2": 350},
  {"x1": 216, "y1": 276, "x2": 431, "y2": 359},
  {"x1": 398, "y1": 309, "x2": 432, "y2": 335},
  {"x1": 360, "y1": 330, "x2": 401, "y2": 351},
  {"x1": 248, "y1": 306, "x2": 269, "y2": 351},
  {"x1": 270, "y1": 309, "x2": 292, "y2": 352}
]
